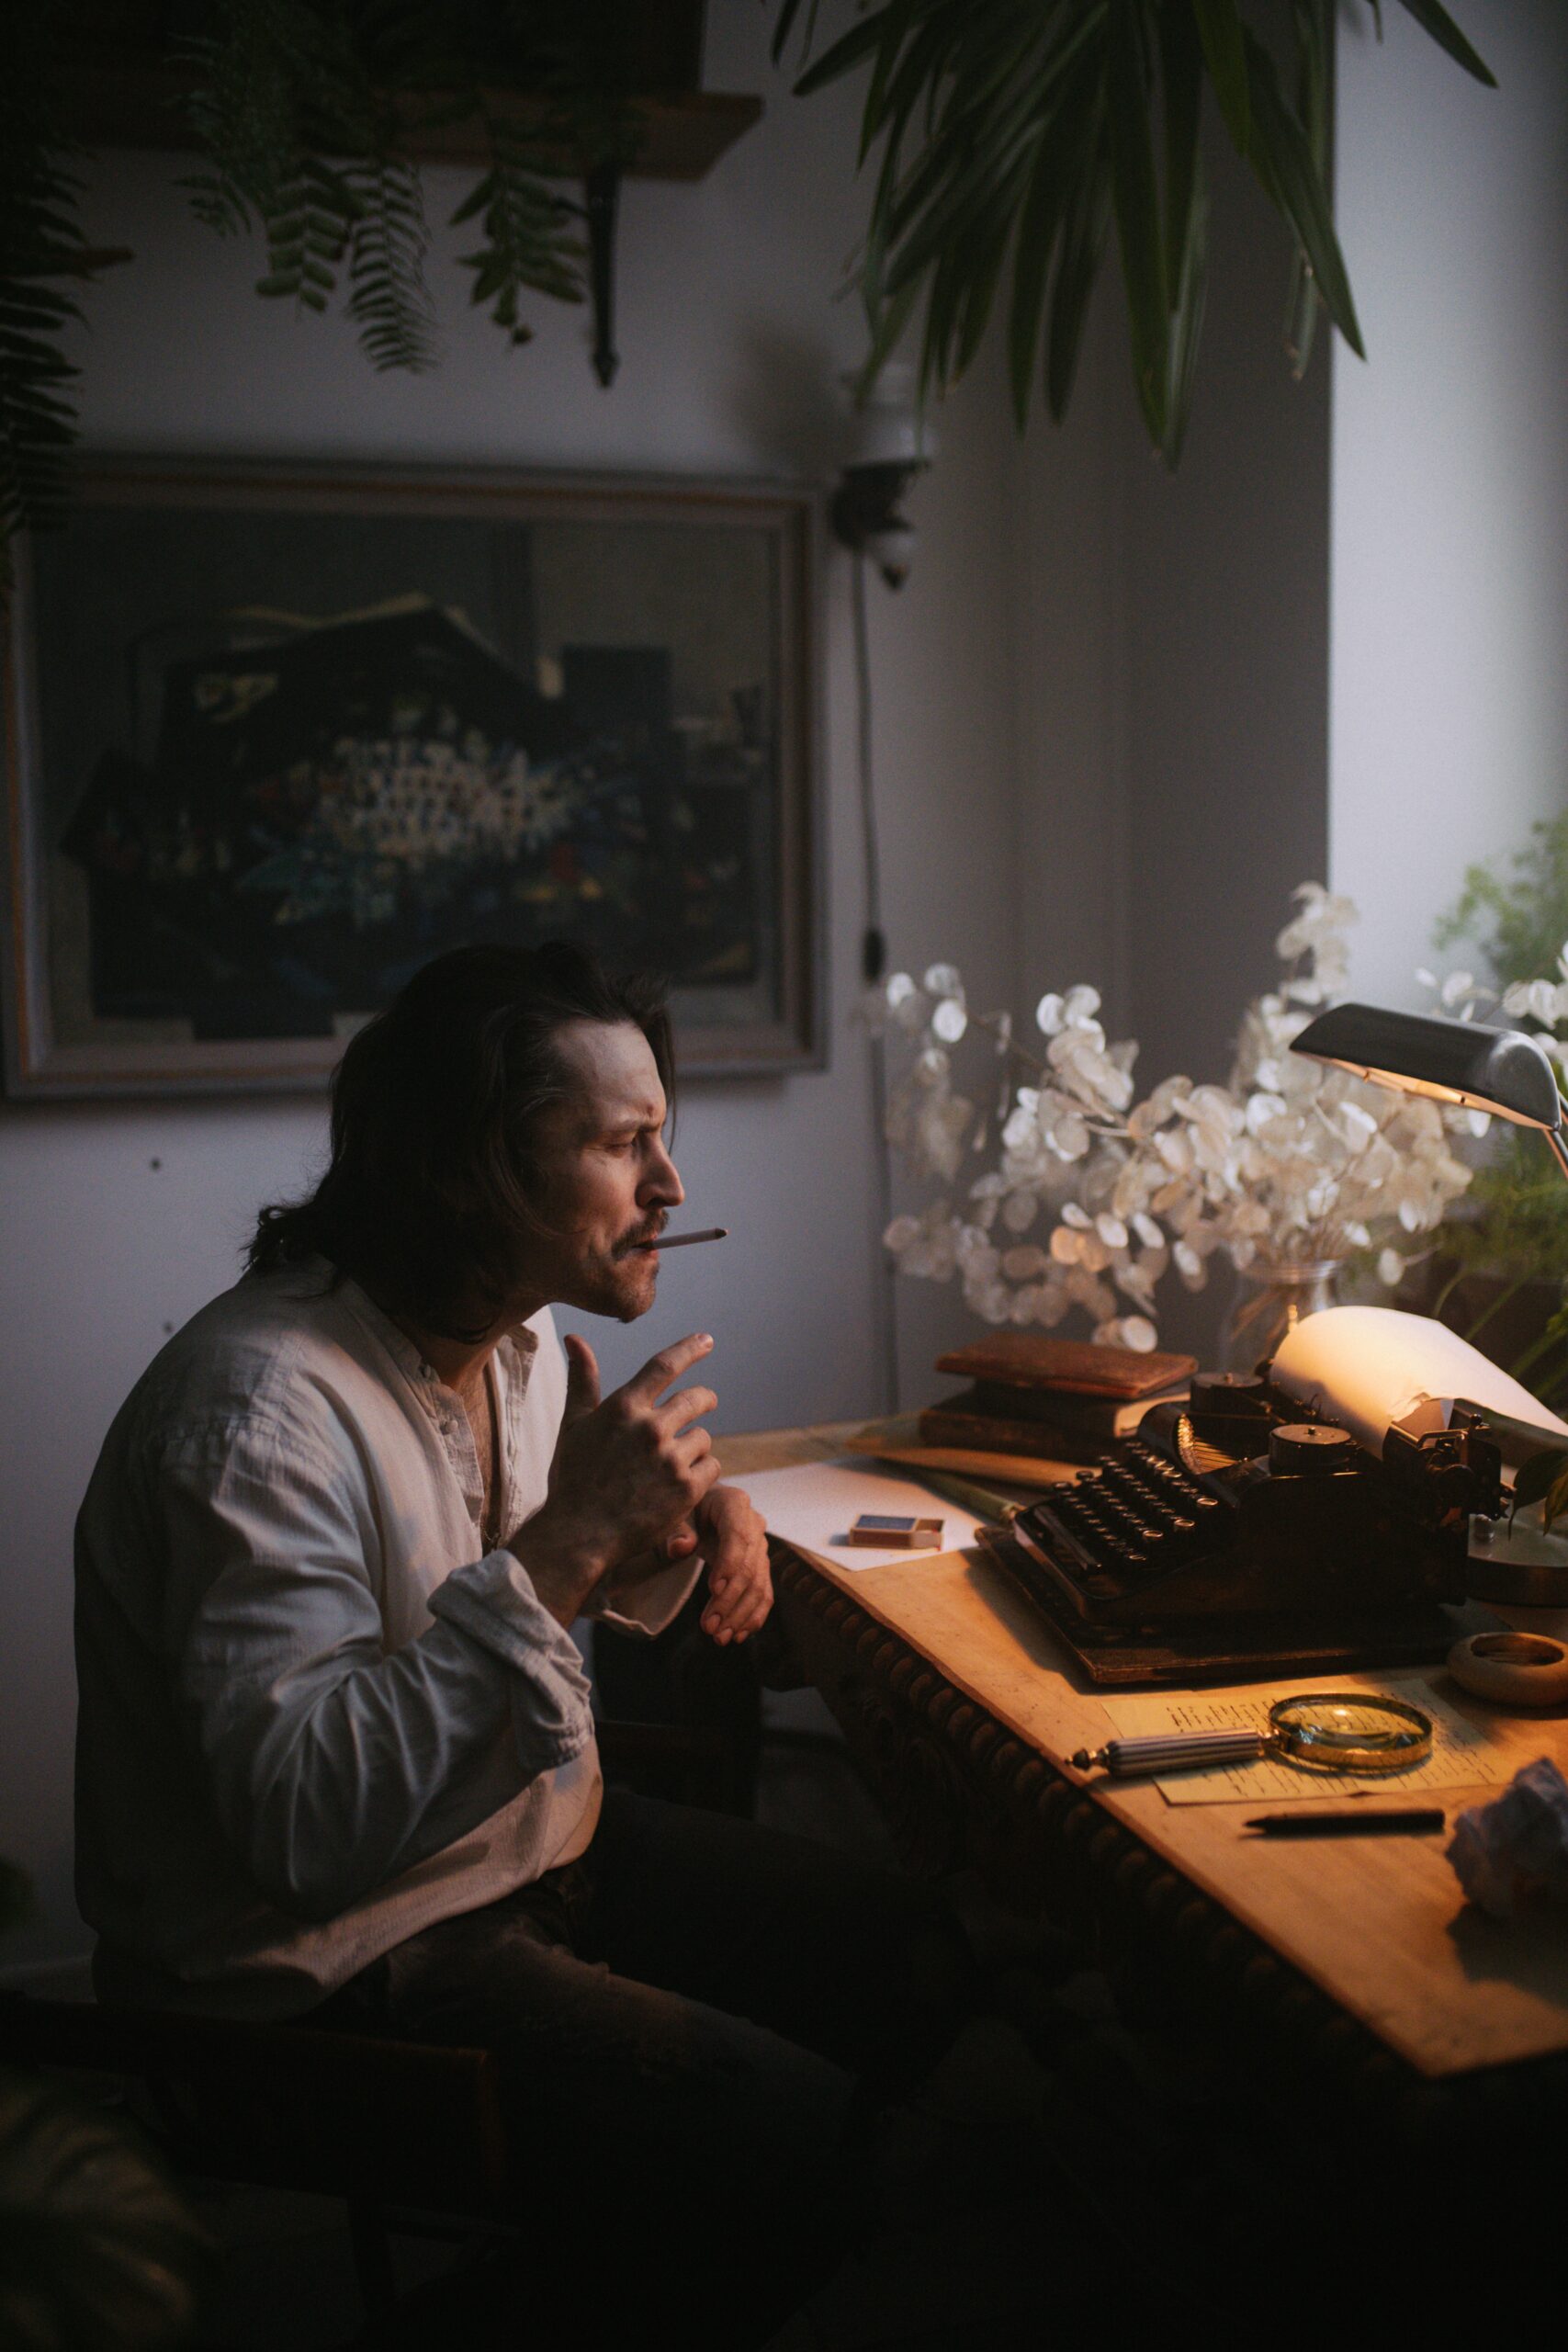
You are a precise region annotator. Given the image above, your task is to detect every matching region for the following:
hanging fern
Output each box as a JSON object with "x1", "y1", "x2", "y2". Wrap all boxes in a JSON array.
[
  {"x1": 0, "y1": 6, "x2": 94, "y2": 582},
  {"x1": 344, "y1": 153, "x2": 437, "y2": 369},
  {"x1": 448, "y1": 0, "x2": 653, "y2": 345},
  {"x1": 0, "y1": 0, "x2": 645, "y2": 580},
  {"x1": 452, "y1": 113, "x2": 584, "y2": 345},
  {"x1": 174, "y1": 1, "x2": 620, "y2": 365},
  {"x1": 175, "y1": 0, "x2": 435, "y2": 365}
]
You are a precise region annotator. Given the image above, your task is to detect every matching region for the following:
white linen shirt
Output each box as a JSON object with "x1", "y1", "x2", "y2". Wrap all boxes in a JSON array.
[{"x1": 73, "y1": 1261, "x2": 701, "y2": 2018}]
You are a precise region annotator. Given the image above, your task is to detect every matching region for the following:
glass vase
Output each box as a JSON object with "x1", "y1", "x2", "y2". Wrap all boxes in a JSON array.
[{"x1": 1218, "y1": 1259, "x2": 1343, "y2": 1376}]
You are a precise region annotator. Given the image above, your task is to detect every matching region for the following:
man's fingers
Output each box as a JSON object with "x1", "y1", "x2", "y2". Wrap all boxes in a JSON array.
[
  {"x1": 701, "y1": 1544, "x2": 773, "y2": 1643},
  {"x1": 705, "y1": 1538, "x2": 765, "y2": 1595},
  {"x1": 705, "y1": 1588, "x2": 769, "y2": 1633},
  {"x1": 621, "y1": 1331, "x2": 714, "y2": 1405},
  {"x1": 561, "y1": 1335, "x2": 602, "y2": 1424},
  {"x1": 689, "y1": 1451, "x2": 723, "y2": 1509},
  {"x1": 660, "y1": 1385, "x2": 718, "y2": 1437}
]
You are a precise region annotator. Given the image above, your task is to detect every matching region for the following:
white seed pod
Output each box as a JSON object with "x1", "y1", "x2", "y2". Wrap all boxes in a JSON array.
[{"x1": 1002, "y1": 1190, "x2": 1039, "y2": 1234}]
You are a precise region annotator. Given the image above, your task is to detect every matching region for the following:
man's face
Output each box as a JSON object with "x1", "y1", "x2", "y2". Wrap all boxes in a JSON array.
[{"x1": 520, "y1": 1021, "x2": 684, "y2": 1322}]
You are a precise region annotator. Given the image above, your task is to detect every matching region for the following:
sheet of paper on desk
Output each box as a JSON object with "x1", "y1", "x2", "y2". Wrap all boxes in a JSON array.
[
  {"x1": 1100, "y1": 1674, "x2": 1511, "y2": 1806},
  {"x1": 726, "y1": 1460, "x2": 983, "y2": 1569}
]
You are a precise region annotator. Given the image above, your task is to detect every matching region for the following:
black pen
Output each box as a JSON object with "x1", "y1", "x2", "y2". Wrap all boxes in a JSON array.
[{"x1": 1246, "y1": 1808, "x2": 1447, "y2": 1838}]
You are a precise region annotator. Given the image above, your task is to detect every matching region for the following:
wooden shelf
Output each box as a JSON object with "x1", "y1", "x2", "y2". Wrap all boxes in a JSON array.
[{"x1": 64, "y1": 69, "x2": 763, "y2": 182}]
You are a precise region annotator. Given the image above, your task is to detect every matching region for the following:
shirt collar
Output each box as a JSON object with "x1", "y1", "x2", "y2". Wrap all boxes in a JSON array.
[{"x1": 330, "y1": 1261, "x2": 540, "y2": 1396}]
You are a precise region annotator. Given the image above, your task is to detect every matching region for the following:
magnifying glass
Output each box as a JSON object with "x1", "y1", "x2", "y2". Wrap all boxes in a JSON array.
[{"x1": 1072, "y1": 1691, "x2": 1434, "y2": 1780}]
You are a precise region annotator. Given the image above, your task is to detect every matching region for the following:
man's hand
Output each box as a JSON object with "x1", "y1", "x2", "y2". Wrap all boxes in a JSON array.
[
  {"x1": 693, "y1": 1484, "x2": 773, "y2": 1646},
  {"x1": 514, "y1": 1333, "x2": 721, "y2": 1627}
]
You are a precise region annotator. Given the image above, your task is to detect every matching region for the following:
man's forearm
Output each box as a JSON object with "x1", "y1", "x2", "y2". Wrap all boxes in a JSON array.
[
  {"x1": 180, "y1": 1487, "x2": 596, "y2": 1920},
  {"x1": 208, "y1": 1618, "x2": 547, "y2": 1919},
  {"x1": 507, "y1": 1502, "x2": 611, "y2": 1627}
]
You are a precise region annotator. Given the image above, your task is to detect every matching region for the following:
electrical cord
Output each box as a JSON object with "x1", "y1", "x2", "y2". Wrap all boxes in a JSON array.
[{"x1": 852, "y1": 550, "x2": 900, "y2": 1415}]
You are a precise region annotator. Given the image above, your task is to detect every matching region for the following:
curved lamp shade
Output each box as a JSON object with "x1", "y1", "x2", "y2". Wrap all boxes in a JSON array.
[{"x1": 1292, "y1": 1001, "x2": 1568, "y2": 1180}]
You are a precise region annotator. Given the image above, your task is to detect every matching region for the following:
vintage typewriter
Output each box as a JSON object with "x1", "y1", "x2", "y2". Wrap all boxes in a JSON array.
[{"x1": 1003, "y1": 1365, "x2": 1504, "y2": 1633}]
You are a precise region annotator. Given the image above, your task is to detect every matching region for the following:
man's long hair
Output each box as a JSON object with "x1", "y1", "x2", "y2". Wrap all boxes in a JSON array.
[{"x1": 248, "y1": 943, "x2": 672, "y2": 1339}]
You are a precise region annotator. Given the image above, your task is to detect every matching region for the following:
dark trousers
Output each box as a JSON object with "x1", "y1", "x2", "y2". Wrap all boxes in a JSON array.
[{"x1": 316, "y1": 1791, "x2": 971, "y2": 2345}]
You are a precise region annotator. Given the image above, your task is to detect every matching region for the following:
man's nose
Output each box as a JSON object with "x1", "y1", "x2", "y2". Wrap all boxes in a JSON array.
[{"x1": 642, "y1": 1141, "x2": 683, "y2": 1207}]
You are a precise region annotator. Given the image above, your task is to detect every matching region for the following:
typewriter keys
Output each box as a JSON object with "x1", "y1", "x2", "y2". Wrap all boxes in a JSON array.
[{"x1": 1072, "y1": 1691, "x2": 1434, "y2": 1779}]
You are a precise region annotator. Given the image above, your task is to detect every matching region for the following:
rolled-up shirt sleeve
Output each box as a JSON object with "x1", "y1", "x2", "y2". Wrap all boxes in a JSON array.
[
  {"x1": 585, "y1": 1553, "x2": 705, "y2": 1640},
  {"x1": 164, "y1": 1419, "x2": 592, "y2": 1924}
]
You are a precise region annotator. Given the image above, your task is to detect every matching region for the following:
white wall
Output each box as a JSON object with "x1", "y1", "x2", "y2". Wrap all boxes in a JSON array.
[
  {"x1": 1011, "y1": 126, "x2": 1334, "y2": 1096},
  {"x1": 1330, "y1": 1, "x2": 1568, "y2": 1003},
  {"x1": 0, "y1": 6, "x2": 1030, "y2": 1971},
  {"x1": 1010, "y1": 291, "x2": 1131, "y2": 1020},
  {"x1": 1007, "y1": 118, "x2": 1333, "y2": 1363},
  {"x1": 1120, "y1": 131, "x2": 1331, "y2": 1098}
]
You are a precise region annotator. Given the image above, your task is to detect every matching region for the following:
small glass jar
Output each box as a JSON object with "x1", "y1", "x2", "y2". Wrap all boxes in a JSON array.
[{"x1": 1217, "y1": 1258, "x2": 1342, "y2": 1376}]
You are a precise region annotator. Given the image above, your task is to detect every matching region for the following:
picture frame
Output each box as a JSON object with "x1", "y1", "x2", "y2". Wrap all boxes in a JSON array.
[{"x1": 2, "y1": 458, "x2": 823, "y2": 1097}]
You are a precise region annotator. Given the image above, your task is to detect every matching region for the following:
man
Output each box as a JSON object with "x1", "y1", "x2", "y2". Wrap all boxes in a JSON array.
[{"x1": 75, "y1": 943, "x2": 967, "y2": 2337}]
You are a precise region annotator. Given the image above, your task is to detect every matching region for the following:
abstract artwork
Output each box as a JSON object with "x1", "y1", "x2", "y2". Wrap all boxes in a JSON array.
[{"x1": 2, "y1": 462, "x2": 820, "y2": 1094}]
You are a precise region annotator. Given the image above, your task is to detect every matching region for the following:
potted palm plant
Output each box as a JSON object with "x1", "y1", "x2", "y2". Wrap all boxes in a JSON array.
[{"x1": 774, "y1": 0, "x2": 1494, "y2": 459}]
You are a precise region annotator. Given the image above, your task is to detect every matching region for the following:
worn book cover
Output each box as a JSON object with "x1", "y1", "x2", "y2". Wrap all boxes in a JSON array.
[
  {"x1": 923, "y1": 1384, "x2": 1184, "y2": 1450},
  {"x1": 919, "y1": 1405, "x2": 1112, "y2": 1466},
  {"x1": 933, "y1": 1332, "x2": 1196, "y2": 1399}
]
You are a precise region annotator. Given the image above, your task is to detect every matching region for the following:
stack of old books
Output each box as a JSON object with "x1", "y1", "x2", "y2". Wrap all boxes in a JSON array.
[{"x1": 920, "y1": 1332, "x2": 1197, "y2": 1465}]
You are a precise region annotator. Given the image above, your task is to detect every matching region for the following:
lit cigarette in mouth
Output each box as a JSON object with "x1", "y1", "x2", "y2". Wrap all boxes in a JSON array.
[{"x1": 648, "y1": 1227, "x2": 728, "y2": 1250}]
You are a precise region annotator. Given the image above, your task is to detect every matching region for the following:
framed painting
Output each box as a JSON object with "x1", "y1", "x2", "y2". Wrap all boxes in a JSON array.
[{"x1": 2, "y1": 460, "x2": 823, "y2": 1095}]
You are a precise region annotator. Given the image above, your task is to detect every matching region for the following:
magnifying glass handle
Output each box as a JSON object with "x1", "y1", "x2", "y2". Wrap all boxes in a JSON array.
[{"x1": 1072, "y1": 1729, "x2": 1272, "y2": 1777}]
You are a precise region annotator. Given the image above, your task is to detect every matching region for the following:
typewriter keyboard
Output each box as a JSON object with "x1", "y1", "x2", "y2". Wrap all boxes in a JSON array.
[{"x1": 1014, "y1": 1438, "x2": 1228, "y2": 1611}]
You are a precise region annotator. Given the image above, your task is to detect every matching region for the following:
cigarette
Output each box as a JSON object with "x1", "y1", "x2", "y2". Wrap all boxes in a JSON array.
[{"x1": 654, "y1": 1227, "x2": 728, "y2": 1250}]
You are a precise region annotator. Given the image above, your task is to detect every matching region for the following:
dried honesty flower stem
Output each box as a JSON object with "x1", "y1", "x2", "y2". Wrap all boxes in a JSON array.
[{"x1": 871, "y1": 886, "x2": 1478, "y2": 1350}]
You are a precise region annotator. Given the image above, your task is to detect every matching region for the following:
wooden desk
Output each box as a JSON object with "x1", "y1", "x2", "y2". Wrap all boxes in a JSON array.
[{"x1": 726, "y1": 1423, "x2": 1568, "y2": 2123}]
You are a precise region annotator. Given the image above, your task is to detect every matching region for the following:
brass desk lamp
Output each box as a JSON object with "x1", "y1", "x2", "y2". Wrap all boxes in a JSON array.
[
  {"x1": 1294, "y1": 1002, "x2": 1568, "y2": 1616},
  {"x1": 1292, "y1": 1002, "x2": 1568, "y2": 1183}
]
